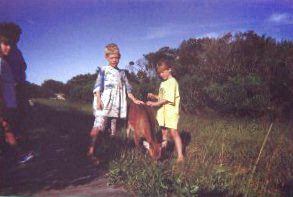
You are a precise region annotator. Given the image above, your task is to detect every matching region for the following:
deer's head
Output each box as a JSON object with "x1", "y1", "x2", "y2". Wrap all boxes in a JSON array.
[{"x1": 143, "y1": 141, "x2": 162, "y2": 160}]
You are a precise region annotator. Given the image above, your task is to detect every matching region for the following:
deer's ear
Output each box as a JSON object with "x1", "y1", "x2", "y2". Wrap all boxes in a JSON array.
[{"x1": 143, "y1": 141, "x2": 150, "y2": 150}]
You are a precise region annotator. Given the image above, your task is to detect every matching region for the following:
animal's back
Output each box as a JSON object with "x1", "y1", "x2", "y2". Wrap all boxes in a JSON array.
[{"x1": 127, "y1": 103, "x2": 156, "y2": 140}]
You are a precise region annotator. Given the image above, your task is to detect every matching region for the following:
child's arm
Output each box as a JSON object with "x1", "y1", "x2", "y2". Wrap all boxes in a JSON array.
[
  {"x1": 147, "y1": 93, "x2": 159, "y2": 100},
  {"x1": 95, "y1": 92, "x2": 103, "y2": 109},
  {"x1": 93, "y1": 67, "x2": 104, "y2": 109},
  {"x1": 123, "y1": 70, "x2": 144, "y2": 105},
  {"x1": 147, "y1": 79, "x2": 177, "y2": 107},
  {"x1": 146, "y1": 99, "x2": 169, "y2": 107},
  {"x1": 128, "y1": 93, "x2": 145, "y2": 105}
]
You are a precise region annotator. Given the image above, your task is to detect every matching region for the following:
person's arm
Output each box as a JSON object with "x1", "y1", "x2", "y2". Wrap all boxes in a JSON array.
[
  {"x1": 146, "y1": 99, "x2": 169, "y2": 107},
  {"x1": 128, "y1": 93, "x2": 145, "y2": 105},
  {"x1": 94, "y1": 91, "x2": 103, "y2": 109},
  {"x1": 123, "y1": 70, "x2": 144, "y2": 105},
  {"x1": 147, "y1": 93, "x2": 159, "y2": 100},
  {"x1": 93, "y1": 67, "x2": 104, "y2": 109},
  {"x1": 147, "y1": 79, "x2": 177, "y2": 107},
  {"x1": 20, "y1": 52, "x2": 27, "y2": 83}
]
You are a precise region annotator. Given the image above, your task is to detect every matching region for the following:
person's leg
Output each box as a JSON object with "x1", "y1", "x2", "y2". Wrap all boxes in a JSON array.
[
  {"x1": 15, "y1": 84, "x2": 30, "y2": 139},
  {"x1": 87, "y1": 115, "x2": 107, "y2": 156},
  {"x1": 87, "y1": 127, "x2": 100, "y2": 156},
  {"x1": 170, "y1": 129, "x2": 184, "y2": 162},
  {"x1": 161, "y1": 127, "x2": 168, "y2": 148}
]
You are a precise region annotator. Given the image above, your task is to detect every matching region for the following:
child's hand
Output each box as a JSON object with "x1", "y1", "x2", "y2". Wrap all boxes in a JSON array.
[
  {"x1": 147, "y1": 93, "x2": 156, "y2": 100},
  {"x1": 146, "y1": 101, "x2": 156, "y2": 107},
  {"x1": 134, "y1": 99, "x2": 145, "y2": 105}
]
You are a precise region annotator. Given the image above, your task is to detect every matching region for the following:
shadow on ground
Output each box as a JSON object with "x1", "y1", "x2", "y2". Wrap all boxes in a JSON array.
[{"x1": 0, "y1": 103, "x2": 130, "y2": 195}]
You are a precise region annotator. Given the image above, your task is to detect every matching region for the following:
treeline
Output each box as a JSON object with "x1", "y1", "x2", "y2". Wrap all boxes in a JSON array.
[
  {"x1": 28, "y1": 31, "x2": 293, "y2": 116},
  {"x1": 143, "y1": 31, "x2": 293, "y2": 116},
  {"x1": 26, "y1": 73, "x2": 97, "y2": 102}
]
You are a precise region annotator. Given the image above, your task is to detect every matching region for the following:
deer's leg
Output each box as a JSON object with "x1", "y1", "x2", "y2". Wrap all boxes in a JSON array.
[
  {"x1": 126, "y1": 123, "x2": 134, "y2": 138},
  {"x1": 134, "y1": 130, "x2": 140, "y2": 147},
  {"x1": 126, "y1": 127, "x2": 130, "y2": 138}
]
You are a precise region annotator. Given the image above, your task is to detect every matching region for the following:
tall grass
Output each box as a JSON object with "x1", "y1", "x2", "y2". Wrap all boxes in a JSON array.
[
  {"x1": 33, "y1": 99, "x2": 293, "y2": 196},
  {"x1": 109, "y1": 114, "x2": 293, "y2": 196}
]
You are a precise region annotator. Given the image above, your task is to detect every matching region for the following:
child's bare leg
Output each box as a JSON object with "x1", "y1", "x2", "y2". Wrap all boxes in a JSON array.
[
  {"x1": 88, "y1": 127, "x2": 100, "y2": 156},
  {"x1": 170, "y1": 129, "x2": 184, "y2": 162},
  {"x1": 161, "y1": 127, "x2": 168, "y2": 148}
]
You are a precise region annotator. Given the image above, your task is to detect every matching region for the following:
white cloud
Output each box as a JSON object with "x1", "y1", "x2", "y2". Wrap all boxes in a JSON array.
[
  {"x1": 268, "y1": 13, "x2": 292, "y2": 24},
  {"x1": 199, "y1": 32, "x2": 220, "y2": 38},
  {"x1": 144, "y1": 24, "x2": 191, "y2": 40}
]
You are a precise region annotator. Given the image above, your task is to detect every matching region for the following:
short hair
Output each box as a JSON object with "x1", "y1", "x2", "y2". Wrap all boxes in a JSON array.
[
  {"x1": 0, "y1": 35, "x2": 10, "y2": 44},
  {"x1": 104, "y1": 43, "x2": 120, "y2": 57},
  {"x1": 156, "y1": 59, "x2": 172, "y2": 74},
  {"x1": 0, "y1": 22, "x2": 22, "y2": 43}
]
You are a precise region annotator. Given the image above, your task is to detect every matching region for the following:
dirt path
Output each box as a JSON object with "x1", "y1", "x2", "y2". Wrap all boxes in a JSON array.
[
  {"x1": 34, "y1": 177, "x2": 131, "y2": 197},
  {"x1": 0, "y1": 103, "x2": 132, "y2": 196}
]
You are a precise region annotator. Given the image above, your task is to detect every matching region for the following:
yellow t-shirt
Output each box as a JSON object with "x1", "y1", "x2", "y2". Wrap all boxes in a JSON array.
[{"x1": 156, "y1": 77, "x2": 180, "y2": 129}]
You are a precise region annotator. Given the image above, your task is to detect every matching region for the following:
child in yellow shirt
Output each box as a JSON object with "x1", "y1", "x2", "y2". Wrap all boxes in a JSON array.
[{"x1": 147, "y1": 60, "x2": 184, "y2": 162}]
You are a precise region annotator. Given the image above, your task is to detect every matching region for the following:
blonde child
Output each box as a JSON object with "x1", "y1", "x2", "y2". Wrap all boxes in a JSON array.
[
  {"x1": 87, "y1": 43, "x2": 143, "y2": 161},
  {"x1": 147, "y1": 60, "x2": 184, "y2": 162}
]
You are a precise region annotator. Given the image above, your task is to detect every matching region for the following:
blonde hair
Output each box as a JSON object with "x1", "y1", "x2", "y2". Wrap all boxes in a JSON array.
[{"x1": 104, "y1": 43, "x2": 121, "y2": 57}]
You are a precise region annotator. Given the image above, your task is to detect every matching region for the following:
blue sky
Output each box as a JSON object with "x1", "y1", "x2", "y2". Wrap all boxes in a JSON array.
[{"x1": 1, "y1": 0, "x2": 293, "y2": 85}]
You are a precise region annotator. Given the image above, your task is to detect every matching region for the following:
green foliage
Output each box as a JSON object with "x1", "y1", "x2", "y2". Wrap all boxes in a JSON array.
[
  {"x1": 141, "y1": 31, "x2": 293, "y2": 115},
  {"x1": 203, "y1": 74, "x2": 270, "y2": 114},
  {"x1": 126, "y1": 70, "x2": 160, "y2": 101},
  {"x1": 41, "y1": 79, "x2": 66, "y2": 94},
  {"x1": 36, "y1": 31, "x2": 293, "y2": 116},
  {"x1": 24, "y1": 81, "x2": 53, "y2": 98},
  {"x1": 65, "y1": 73, "x2": 97, "y2": 102}
]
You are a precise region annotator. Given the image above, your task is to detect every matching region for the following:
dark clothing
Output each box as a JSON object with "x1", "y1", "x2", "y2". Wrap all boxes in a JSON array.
[
  {"x1": 2, "y1": 108, "x2": 20, "y2": 135},
  {"x1": 6, "y1": 46, "x2": 27, "y2": 84},
  {"x1": 5, "y1": 46, "x2": 29, "y2": 137},
  {"x1": 0, "y1": 57, "x2": 17, "y2": 108}
]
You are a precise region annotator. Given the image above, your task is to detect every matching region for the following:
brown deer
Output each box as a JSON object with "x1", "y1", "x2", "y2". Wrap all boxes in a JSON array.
[{"x1": 127, "y1": 102, "x2": 162, "y2": 160}]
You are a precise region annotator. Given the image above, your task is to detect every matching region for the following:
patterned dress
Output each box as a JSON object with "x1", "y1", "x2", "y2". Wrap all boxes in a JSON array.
[{"x1": 93, "y1": 65, "x2": 132, "y2": 120}]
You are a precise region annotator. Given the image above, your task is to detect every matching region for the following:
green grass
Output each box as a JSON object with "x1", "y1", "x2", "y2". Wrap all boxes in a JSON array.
[
  {"x1": 33, "y1": 99, "x2": 293, "y2": 196},
  {"x1": 33, "y1": 98, "x2": 92, "y2": 115},
  {"x1": 108, "y1": 113, "x2": 293, "y2": 196}
]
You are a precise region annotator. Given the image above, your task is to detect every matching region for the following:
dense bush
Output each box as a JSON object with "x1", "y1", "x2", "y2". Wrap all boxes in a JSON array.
[
  {"x1": 24, "y1": 81, "x2": 53, "y2": 98},
  {"x1": 41, "y1": 79, "x2": 66, "y2": 95},
  {"x1": 142, "y1": 31, "x2": 293, "y2": 115},
  {"x1": 65, "y1": 73, "x2": 97, "y2": 102}
]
